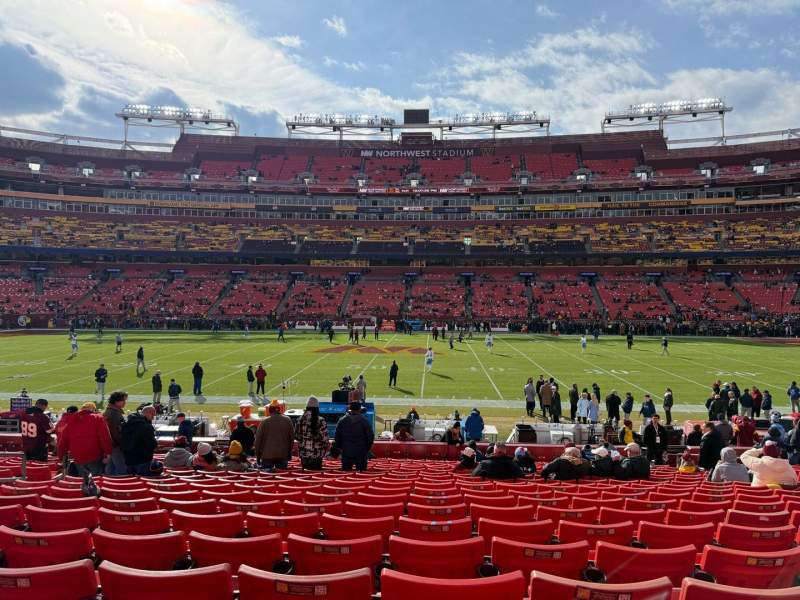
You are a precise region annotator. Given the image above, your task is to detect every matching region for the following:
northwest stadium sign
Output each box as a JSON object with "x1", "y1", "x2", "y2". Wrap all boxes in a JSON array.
[{"x1": 358, "y1": 148, "x2": 482, "y2": 158}]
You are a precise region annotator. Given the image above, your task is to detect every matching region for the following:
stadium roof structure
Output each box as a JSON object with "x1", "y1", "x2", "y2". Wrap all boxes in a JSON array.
[
  {"x1": 285, "y1": 109, "x2": 551, "y2": 141},
  {"x1": 602, "y1": 98, "x2": 733, "y2": 141},
  {"x1": 115, "y1": 104, "x2": 239, "y2": 149}
]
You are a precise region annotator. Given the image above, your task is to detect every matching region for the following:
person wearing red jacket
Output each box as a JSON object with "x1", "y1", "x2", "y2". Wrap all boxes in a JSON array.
[{"x1": 57, "y1": 401, "x2": 112, "y2": 476}]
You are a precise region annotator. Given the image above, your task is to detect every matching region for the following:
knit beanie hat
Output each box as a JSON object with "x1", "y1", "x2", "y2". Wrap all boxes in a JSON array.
[{"x1": 228, "y1": 440, "x2": 243, "y2": 456}]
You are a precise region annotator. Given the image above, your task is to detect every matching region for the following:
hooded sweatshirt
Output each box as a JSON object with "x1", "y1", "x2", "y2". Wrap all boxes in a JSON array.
[
  {"x1": 710, "y1": 447, "x2": 750, "y2": 483},
  {"x1": 740, "y1": 447, "x2": 798, "y2": 487},
  {"x1": 163, "y1": 446, "x2": 193, "y2": 468}
]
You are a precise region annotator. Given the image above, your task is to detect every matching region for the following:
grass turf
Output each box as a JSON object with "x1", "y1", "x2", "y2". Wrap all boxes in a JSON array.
[{"x1": 0, "y1": 331, "x2": 797, "y2": 437}]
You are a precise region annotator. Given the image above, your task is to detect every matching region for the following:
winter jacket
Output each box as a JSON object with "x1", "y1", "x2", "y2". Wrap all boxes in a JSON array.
[
  {"x1": 246, "y1": 368, "x2": 255, "y2": 383},
  {"x1": 614, "y1": 455, "x2": 651, "y2": 480},
  {"x1": 178, "y1": 419, "x2": 195, "y2": 443},
  {"x1": 639, "y1": 401, "x2": 656, "y2": 419},
  {"x1": 254, "y1": 413, "x2": 295, "y2": 462},
  {"x1": 643, "y1": 423, "x2": 668, "y2": 458},
  {"x1": 219, "y1": 456, "x2": 251, "y2": 472},
  {"x1": 334, "y1": 411, "x2": 374, "y2": 459},
  {"x1": 762, "y1": 392, "x2": 773, "y2": 412},
  {"x1": 163, "y1": 447, "x2": 193, "y2": 469},
  {"x1": 539, "y1": 384, "x2": 553, "y2": 407},
  {"x1": 168, "y1": 383, "x2": 182, "y2": 398},
  {"x1": 621, "y1": 395, "x2": 634, "y2": 414},
  {"x1": 152, "y1": 374, "x2": 162, "y2": 393},
  {"x1": 255, "y1": 367, "x2": 267, "y2": 382},
  {"x1": 685, "y1": 431, "x2": 702, "y2": 446},
  {"x1": 588, "y1": 401, "x2": 600, "y2": 423},
  {"x1": 577, "y1": 397, "x2": 590, "y2": 419},
  {"x1": 472, "y1": 455, "x2": 524, "y2": 480},
  {"x1": 716, "y1": 421, "x2": 733, "y2": 446},
  {"x1": 740, "y1": 392, "x2": 753, "y2": 409},
  {"x1": 103, "y1": 405, "x2": 125, "y2": 448},
  {"x1": 699, "y1": 429, "x2": 723, "y2": 470},
  {"x1": 710, "y1": 447, "x2": 750, "y2": 483},
  {"x1": 57, "y1": 409, "x2": 112, "y2": 464},
  {"x1": 740, "y1": 447, "x2": 799, "y2": 487},
  {"x1": 121, "y1": 413, "x2": 157, "y2": 467},
  {"x1": 732, "y1": 417, "x2": 757, "y2": 447},
  {"x1": 591, "y1": 456, "x2": 615, "y2": 477},
  {"x1": 605, "y1": 393, "x2": 622, "y2": 418},
  {"x1": 541, "y1": 457, "x2": 590, "y2": 481},
  {"x1": 295, "y1": 411, "x2": 328, "y2": 460},
  {"x1": 20, "y1": 407, "x2": 51, "y2": 455},
  {"x1": 663, "y1": 392, "x2": 674, "y2": 409},
  {"x1": 464, "y1": 411, "x2": 484, "y2": 441},
  {"x1": 230, "y1": 423, "x2": 255, "y2": 455},
  {"x1": 192, "y1": 364, "x2": 204, "y2": 379}
]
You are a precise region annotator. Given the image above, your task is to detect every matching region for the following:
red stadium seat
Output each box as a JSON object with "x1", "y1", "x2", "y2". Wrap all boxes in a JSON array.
[
  {"x1": 398, "y1": 516, "x2": 473, "y2": 541},
  {"x1": 468, "y1": 503, "x2": 536, "y2": 525},
  {"x1": 598, "y1": 506, "x2": 664, "y2": 526},
  {"x1": 637, "y1": 520, "x2": 715, "y2": 551},
  {"x1": 594, "y1": 541, "x2": 697, "y2": 586},
  {"x1": 188, "y1": 531, "x2": 282, "y2": 570},
  {"x1": 320, "y1": 513, "x2": 395, "y2": 549},
  {"x1": 238, "y1": 565, "x2": 375, "y2": 600},
  {"x1": 716, "y1": 523, "x2": 796, "y2": 552},
  {"x1": 98, "y1": 560, "x2": 233, "y2": 600},
  {"x1": 734, "y1": 500, "x2": 784, "y2": 513},
  {"x1": 246, "y1": 512, "x2": 320, "y2": 539},
  {"x1": 0, "y1": 525, "x2": 93, "y2": 567},
  {"x1": 97, "y1": 508, "x2": 171, "y2": 535},
  {"x1": 725, "y1": 510, "x2": 791, "y2": 528},
  {"x1": 529, "y1": 571, "x2": 674, "y2": 600},
  {"x1": 98, "y1": 497, "x2": 159, "y2": 512},
  {"x1": 25, "y1": 505, "x2": 98, "y2": 532},
  {"x1": 679, "y1": 577, "x2": 800, "y2": 599},
  {"x1": 490, "y1": 538, "x2": 590, "y2": 579},
  {"x1": 92, "y1": 529, "x2": 187, "y2": 570},
  {"x1": 556, "y1": 520, "x2": 635, "y2": 548},
  {"x1": 283, "y1": 499, "x2": 343, "y2": 516},
  {"x1": 388, "y1": 535, "x2": 486, "y2": 578},
  {"x1": 0, "y1": 504, "x2": 25, "y2": 528},
  {"x1": 286, "y1": 533, "x2": 383, "y2": 576},
  {"x1": 477, "y1": 518, "x2": 554, "y2": 552},
  {"x1": 344, "y1": 501, "x2": 405, "y2": 523},
  {"x1": 666, "y1": 508, "x2": 726, "y2": 526},
  {"x1": 0, "y1": 558, "x2": 97, "y2": 599},
  {"x1": 381, "y1": 569, "x2": 526, "y2": 600},
  {"x1": 407, "y1": 502, "x2": 468, "y2": 520},
  {"x1": 157, "y1": 498, "x2": 218, "y2": 514},
  {"x1": 699, "y1": 545, "x2": 800, "y2": 588},
  {"x1": 40, "y1": 495, "x2": 99, "y2": 510},
  {"x1": 680, "y1": 499, "x2": 734, "y2": 512},
  {"x1": 0, "y1": 494, "x2": 40, "y2": 508},
  {"x1": 536, "y1": 505, "x2": 598, "y2": 524},
  {"x1": 218, "y1": 499, "x2": 282, "y2": 515},
  {"x1": 171, "y1": 510, "x2": 245, "y2": 537}
]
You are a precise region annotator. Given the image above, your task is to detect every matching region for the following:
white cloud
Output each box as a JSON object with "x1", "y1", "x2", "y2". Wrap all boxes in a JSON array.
[
  {"x1": 535, "y1": 4, "x2": 560, "y2": 17},
  {"x1": 271, "y1": 35, "x2": 302, "y2": 49},
  {"x1": 323, "y1": 15, "x2": 347, "y2": 37},
  {"x1": 323, "y1": 56, "x2": 366, "y2": 71},
  {"x1": 0, "y1": 1, "x2": 421, "y2": 135},
  {"x1": 662, "y1": 0, "x2": 800, "y2": 15}
]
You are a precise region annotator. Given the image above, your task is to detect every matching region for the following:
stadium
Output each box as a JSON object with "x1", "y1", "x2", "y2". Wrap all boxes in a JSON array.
[{"x1": 2, "y1": 3, "x2": 800, "y2": 598}]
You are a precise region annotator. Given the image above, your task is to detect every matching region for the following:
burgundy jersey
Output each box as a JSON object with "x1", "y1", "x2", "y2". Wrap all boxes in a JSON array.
[{"x1": 20, "y1": 409, "x2": 52, "y2": 453}]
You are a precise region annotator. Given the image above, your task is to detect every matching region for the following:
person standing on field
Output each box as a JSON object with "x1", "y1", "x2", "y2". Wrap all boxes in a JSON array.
[
  {"x1": 136, "y1": 346, "x2": 146, "y2": 376},
  {"x1": 524, "y1": 378, "x2": 536, "y2": 417},
  {"x1": 192, "y1": 361, "x2": 204, "y2": 396},
  {"x1": 151, "y1": 370, "x2": 162, "y2": 406},
  {"x1": 94, "y1": 363, "x2": 108, "y2": 407},
  {"x1": 663, "y1": 388, "x2": 674, "y2": 425},
  {"x1": 167, "y1": 378, "x2": 182, "y2": 413},
  {"x1": 389, "y1": 360, "x2": 399, "y2": 387},
  {"x1": 115, "y1": 333, "x2": 123, "y2": 353},
  {"x1": 255, "y1": 364, "x2": 267, "y2": 397},
  {"x1": 246, "y1": 365, "x2": 255, "y2": 397},
  {"x1": 356, "y1": 374, "x2": 367, "y2": 401}
]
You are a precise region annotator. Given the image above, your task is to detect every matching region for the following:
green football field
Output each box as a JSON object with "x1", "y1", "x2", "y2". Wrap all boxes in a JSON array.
[{"x1": 0, "y1": 331, "x2": 797, "y2": 436}]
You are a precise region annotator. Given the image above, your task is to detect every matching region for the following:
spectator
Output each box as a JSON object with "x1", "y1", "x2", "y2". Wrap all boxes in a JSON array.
[
  {"x1": 151, "y1": 370, "x2": 162, "y2": 407},
  {"x1": 524, "y1": 378, "x2": 536, "y2": 417},
  {"x1": 639, "y1": 394, "x2": 656, "y2": 425},
  {"x1": 219, "y1": 440, "x2": 251, "y2": 472},
  {"x1": 407, "y1": 406, "x2": 420, "y2": 421},
  {"x1": 467, "y1": 439, "x2": 484, "y2": 462},
  {"x1": 192, "y1": 441, "x2": 218, "y2": 471},
  {"x1": 605, "y1": 390, "x2": 621, "y2": 423},
  {"x1": 55, "y1": 406, "x2": 78, "y2": 438},
  {"x1": 716, "y1": 418, "x2": 733, "y2": 447},
  {"x1": 333, "y1": 401, "x2": 374, "y2": 472},
  {"x1": 167, "y1": 379, "x2": 182, "y2": 413},
  {"x1": 540, "y1": 379, "x2": 553, "y2": 421},
  {"x1": 698, "y1": 421, "x2": 723, "y2": 471},
  {"x1": 762, "y1": 389, "x2": 773, "y2": 413},
  {"x1": 590, "y1": 446, "x2": 615, "y2": 477},
  {"x1": 788, "y1": 381, "x2": 800, "y2": 414},
  {"x1": 295, "y1": 396, "x2": 328, "y2": 470},
  {"x1": 164, "y1": 436, "x2": 193, "y2": 468},
  {"x1": 788, "y1": 417, "x2": 800, "y2": 464},
  {"x1": 389, "y1": 361, "x2": 399, "y2": 388},
  {"x1": 706, "y1": 394, "x2": 725, "y2": 421},
  {"x1": 472, "y1": 442, "x2": 524, "y2": 480},
  {"x1": 356, "y1": 374, "x2": 367, "y2": 401},
  {"x1": 444, "y1": 422, "x2": 465, "y2": 445},
  {"x1": 254, "y1": 399, "x2": 295, "y2": 470},
  {"x1": 393, "y1": 425, "x2": 415, "y2": 442},
  {"x1": 752, "y1": 387, "x2": 763, "y2": 418},
  {"x1": 663, "y1": 388, "x2": 674, "y2": 425},
  {"x1": 643, "y1": 414, "x2": 668, "y2": 465},
  {"x1": 732, "y1": 415, "x2": 757, "y2": 447},
  {"x1": 94, "y1": 363, "x2": 108, "y2": 407},
  {"x1": 740, "y1": 441, "x2": 799, "y2": 487},
  {"x1": 172, "y1": 412, "x2": 192, "y2": 442},
  {"x1": 551, "y1": 386, "x2": 562, "y2": 423},
  {"x1": 588, "y1": 393, "x2": 600, "y2": 424},
  {"x1": 103, "y1": 391, "x2": 127, "y2": 476},
  {"x1": 121, "y1": 405, "x2": 157, "y2": 476},
  {"x1": 255, "y1": 364, "x2": 267, "y2": 397},
  {"x1": 740, "y1": 388, "x2": 753, "y2": 417},
  {"x1": 513, "y1": 447, "x2": 537, "y2": 474},
  {"x1": 710, "y1": 447, "x2": 750, "y2": 483},
  {"x1": 230, "y1": 417, "x2": 255, "y2": 456},
  {"x1": 619, "y1": 419, "x2": 637, "y2": 445},
  {"x1": 678, "y1": 451, "x2": 697, "y2": 474},
  {"x1": 685, "y1": 423, "x2": 703, "y2": 446},
  {"x1": 614, "y1": 443, "x2": 651, "y2": 480},
  {"x1": 192, "y1": 362, "x2": 204, "y2": 396},
  {"x1": 621, "y1": 392, "x2": 634, "y2": 421},
  {"x1": 569, "y1": 384, "x2": 579, "y2": 422},
  {"x1": 576, "y1": 392, "x2": 590, "y2": 424},
  {"x1": 57, "y1": 402, "x2": 111, "y2": 476},
  {"x1": 768, "y1": 412, "x2": 787, "y2": 443},
  {"x1": 453, "y1": 446, "x2": 477, "y2": 472},
  {"x1": 246, "y1": 365, "x2": 255, "y2": 397},
  {"x1": 541, "y1": 447, "x2": 590, "y2": 481},
  {"x1": 20, "y1": 398, "x2": 52, "y2": 462},
  {"x1": 464, "y1": 408, "x2": 484, "y2": 442}
]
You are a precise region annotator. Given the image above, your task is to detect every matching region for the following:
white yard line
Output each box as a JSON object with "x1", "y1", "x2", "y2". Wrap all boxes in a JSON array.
[
  {"x1": 419, "y1": 334, "x2": 431, "y2": 399},
  {"x1": 686, "y1": 345, "x2": 796, "y2": 382},
  {"x1": 466, "y1": 340, "x2": 504, "y2": 400},
  {"x1": 541, "y1": 340, "x2": 655, "y2": 396},
  {"x1": 266, "y1": 351, "x2": 333, "y2": 395},
  {"x1": 603, "y1": 348, "x2": 709, "y2": 390}
]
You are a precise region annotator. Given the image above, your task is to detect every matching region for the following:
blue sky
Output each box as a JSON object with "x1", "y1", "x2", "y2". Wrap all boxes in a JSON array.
[{"x1": 1, "y1": 0, "x2": 799, "y2": 142}]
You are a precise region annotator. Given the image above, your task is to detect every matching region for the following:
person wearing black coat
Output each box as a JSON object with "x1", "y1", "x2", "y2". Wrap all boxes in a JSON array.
[
  {"x1": 541, "y1": 447, "x2": 590, "y2": 481},
  {"x1": 569, "y1": 384, "x2": 579, "y2": 422},
  {"x1": 685, "y1": 424, "x2": 703, "y2": 446},
  {"x1": 121, "y1": 406, "x2": 157, "y2": 475},
  {"x1": 605, "y1": 391, "x2": 622, "y2": 423},
  {"x1": 192, "y1": 362, "x2": 204, "y2": 396},
  {"x1": 473, "y1": 444, "x2": 524, "y2": 480},
  {"x1": 614, "y1": 443, "x2": 651, "y2": 480},
  {"x1": 642, "y1": 414, "x2": 668, "y2": 465},
  {"x1": 589, "y1": 446, "x2": 615, "y2": 477},
  {"x1": 333, "y1": 402, "x2": 374, "y2": 471},
  {"x1": 698, "y1": 422, "x2": 723, "y2": 470},
  {"x1": 230, "y1": 418, "x2": 256, "y2": 456}
]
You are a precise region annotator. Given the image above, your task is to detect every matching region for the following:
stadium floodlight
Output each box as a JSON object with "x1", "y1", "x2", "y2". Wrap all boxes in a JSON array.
[
  {"x1": 115, "y1": 104, "x2": 239, "y2": 149},
  {"x1": 602, "y1": 97, "x2": 732, "y2": 139}
]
